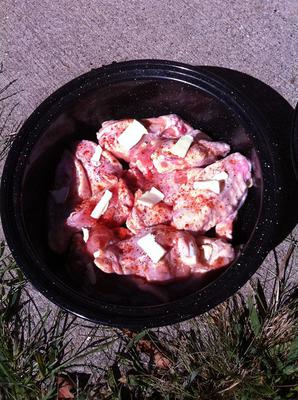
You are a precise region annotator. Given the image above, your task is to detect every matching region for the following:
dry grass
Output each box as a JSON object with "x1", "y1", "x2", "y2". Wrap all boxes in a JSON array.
[{"x1": 0, "y1": 64, "x2": 23, "y2": 163}]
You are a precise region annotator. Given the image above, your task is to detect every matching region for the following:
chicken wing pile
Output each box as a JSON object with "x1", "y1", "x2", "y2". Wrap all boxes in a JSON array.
[{"x1": 48, "y1": 114, "x2": 252, "y2": 283}]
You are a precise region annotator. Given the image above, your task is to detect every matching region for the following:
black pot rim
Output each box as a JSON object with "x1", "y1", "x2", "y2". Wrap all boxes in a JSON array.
[
  {"x1": 0, "y1": 60, "x2": 283, "y2": 328},
  {"x1": 291, "y1": 103, "x2": 298, "y2": 180}
]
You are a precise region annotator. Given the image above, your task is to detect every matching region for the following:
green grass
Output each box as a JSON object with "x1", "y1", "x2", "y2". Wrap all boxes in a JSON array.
[{"x1": 0, "y1": 249, "x2": 117, "y2": 400}]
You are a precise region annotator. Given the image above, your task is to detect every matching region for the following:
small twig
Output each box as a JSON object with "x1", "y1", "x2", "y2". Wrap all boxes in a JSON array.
[{"x1": 218, "y1": 380, "x2": 241, "y2": 394}]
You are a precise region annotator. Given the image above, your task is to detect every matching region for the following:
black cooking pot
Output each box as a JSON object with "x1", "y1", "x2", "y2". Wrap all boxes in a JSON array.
[
  {"x1": 292, "y1": 103, "x2": 298, "y2": 180},
  {"x1": 1, "y1": 60, "x2": 296, "y2": 328}
]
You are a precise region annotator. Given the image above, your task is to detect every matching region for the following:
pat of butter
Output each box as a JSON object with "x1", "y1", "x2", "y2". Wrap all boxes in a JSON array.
[
  {"x1": 170, "y1": 134, "x2": 193, "y2": 158},
  {"x1": 118, "y1": 120, "x2": 148, "y2": 150},
  {"x1": 247, "y1": 178, "x2": 253, "y2": 188},
  {"x1": 202, "y1": 244, "x2": 213, "y2": 261},
  {"x1": 82, "y1": 227, "x2": 89, "y2": 243},
  {"x1": 93, "y1": 250, "x2": 101, "y2": 258},
  {"x1": 91, "y1": 144, "x2": 102, "y2": 166},
  {"x1": 213, "y1": 171, "x2": 229, "y2": 181},
  {"x1": 90, "y1": 190, "x2": 113, "y2": 219},
  {"x1": 51, "y1": 186, "x2": 69, "y2": 204},
  {"x1": 137, "y1": 187, "x2": 165, "y2": 207},
  {"x1": 193, "y1": 180, "x2": 221, "y2": 194},
  {"x1": 181, "y1": 241, "x2": 198, "y2": 266},
  {"x1": 137, "y1": 233, "x2": 167, "y2": 263}
]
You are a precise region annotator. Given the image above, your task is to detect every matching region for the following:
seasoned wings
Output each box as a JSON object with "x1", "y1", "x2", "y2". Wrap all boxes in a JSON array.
[{"x1": 48, "y1": 114, "x2": 252, "y2": 284}]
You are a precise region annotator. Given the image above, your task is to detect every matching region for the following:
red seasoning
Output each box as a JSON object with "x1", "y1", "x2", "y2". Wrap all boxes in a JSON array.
[{"x1": 48, "y1": 114, "x2": 252, "y2": 283}]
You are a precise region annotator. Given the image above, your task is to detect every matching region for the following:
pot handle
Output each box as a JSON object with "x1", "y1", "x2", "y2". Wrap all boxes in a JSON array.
[{"x1": 292, "y1": 102, "x2": 298, "y2": 180}]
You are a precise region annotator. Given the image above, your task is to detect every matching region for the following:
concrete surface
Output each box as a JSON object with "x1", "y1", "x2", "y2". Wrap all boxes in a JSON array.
[
  {"x1": 1, "y1": 0, "x2": 297, "y2": 114},
  {"x1": 0, "y1": 0, "x2": 297, "y2": 336}
]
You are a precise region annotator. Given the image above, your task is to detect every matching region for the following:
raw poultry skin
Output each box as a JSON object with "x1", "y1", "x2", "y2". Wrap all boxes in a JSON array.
[
  {"x1": 48, "y1": 150, "x2": 91, "y2": 254},
  {"x1": 72, "y1": 140, "x2": 123, "y2": 194},
  {"x1": 64, "y1": 225, "x2": 234, "y2": 282},
  {"x1": 141, "y1": 114, "x2": 194, "y2": 137},
  {"x1": 126, "y1": 189, "x2": 173, "y2": 233},
  {"x1": 96, "y1": 114, "x2": 194, "y2": 163},
  {"x1": 66, "y1": 178, "x2": 134, "y2": 229},
  {"x1": 171, "y1": 152, "x2": 252, "y2": 238},
  {"x1": 115, "y1": 226, "x2": 235, "y2": 282},
  {"x1": 97, "y1": 114, "x2": 230, "y2": 178},
  {"x1": 48, "y1": 114, "x2": 252, "y2": 284},
  {"x1": 151, "y1": 138, "x2": 230, "y2": 173}
]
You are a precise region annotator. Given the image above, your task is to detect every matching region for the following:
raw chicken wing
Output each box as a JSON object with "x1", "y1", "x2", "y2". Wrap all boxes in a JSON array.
[
  {"x1": 69, "y1": 225, "x2": 235, "y2": 282},
  {"x1": 72, "y1": 140, "x2": 122, "y2": 194},
  {"x1": 48, "y1": 150, "x2": 91, "y2": 253},
  {"x1": 123, "y1": 168, "x2": 152, "y2": 193},
  {"x1": 67, "y1": 178, "x2": 134, "y2": 229},
  {"x1": 126, "y1": 189, "x2": 173, "y2": 233},
  {"x1": 151, "y1": 168, "x2": 203, "y2": 205},
  {"x1": 85, "y1": 224, "x2": 123, "y2": 274},
  {"x1": 151, "y1": 138, "x2": 230, "y2": 173},
  {"x1": 172, "y1": 152, "x2": 252, "y2": 238},
  {"x1": 97, "y1": 119, "x2": 163, "y2": 177},
  {"x1": 117, "y1": 226, "x2": 194, "y2": 281},
  {"x1": 87, "y1": 225, "x2": 190, "y2": 280},
  {"x1": 195, "y1": 236, "x2": 235, "y2": 272},
  {"x1": 95, "y1": 226, "x2": 235, "y2": 282},
  {"x1": 97, "y1": 118, "x2": 141, "y2": 161},
  {"x1": 141, "y1": 114, "x2": 194, "y2": 138}
]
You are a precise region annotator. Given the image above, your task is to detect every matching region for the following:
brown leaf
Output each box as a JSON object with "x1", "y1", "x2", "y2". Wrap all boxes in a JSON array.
[
  {"x1": 153, "y1": 351, "x2": 172, "y2": 369},
  {"x1": 122, "y1": 330, "x2": 172, "y2": 369},
  {"x1": 137, "y1": 338, "x2": 155, "y2": 354},
  {"x1": 122, "y1": 329, "x2": 134, "y2": 337},
  {"x1": 118, "y1": 375, "x2": 128, "y2": 384},
  {"x1": 57, "y1": 376, "x2": 75, "y2": 400}
]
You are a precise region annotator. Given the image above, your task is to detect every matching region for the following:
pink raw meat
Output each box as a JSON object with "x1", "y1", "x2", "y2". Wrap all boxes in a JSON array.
[
  {"x1": 97, "y1": 115, "x2": 194, "y2": 158},
  {"x1": 85, "y1": 225, "x2": 123, "y2": 274},
  {"x1": 172, "y1": 152, "x2": 252, "y2": 238},
  {"x1": 130, "y1": 114, "x2": 201, "y2": 176},
  {"x1": 67, "y1": 226, "x2": 234, "y2": 283},
  {"x1": 141, "y1": 114, "x2": 194, "y2": 138},
  {"x1": 67, "y1": 225, "x2": 133, "y2": 283},
  {"x1": 150, "y1": 168, "x2": 202, "y2": 205},
  {"x1": 48, "y1": 115, "x2": 253, "y2": 284},
  {"x1": 194, "y1": 236, "x2": 235, "y2": 272},
  {"x1": 72, "y1": 140, "x2": 123, "y2": 194},
  {"x1": 151, "y1": 138, "x2": 230, "y2": 173},
  {"x1": 91, "y1": 225, "x2": 234, "y2": 282},
  {"x1": 84, "y1": 224, "x2": 131, "y2": 254},
  {"x1": 126, "y1": 189, "x2": 173, "y2": 233},
  {"x1": 97, "y1": 119, "x2": 162, "y2": 178},
  {"x1": 97, "y1": 118, "x2": 137, "y2": 161},
  {"x1": 129, "y1": 134, "x2": 162, "y2": 178},
  {"x1": 67, "y1": 178, "x2": 134, "y2": 229},
  {"x1": 48, "y1": 150, "x2": 91, "y2": 253},
  {"x1": 123, "y1": 168, "x2": 152, "y2": 193},
  {"x1": 97, "y1": 116, "x2": 218, "y2": 178}
]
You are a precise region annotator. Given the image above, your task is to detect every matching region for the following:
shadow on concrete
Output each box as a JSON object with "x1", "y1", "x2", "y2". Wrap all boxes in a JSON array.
[{"x1": 197, "y1": 66, "x2": 298, "y2": 248}]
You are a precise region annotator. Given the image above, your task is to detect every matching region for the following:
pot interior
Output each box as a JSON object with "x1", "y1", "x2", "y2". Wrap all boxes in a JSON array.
[{"x1": 20, "y1": 76, "x2": 262, "y2": 306}]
